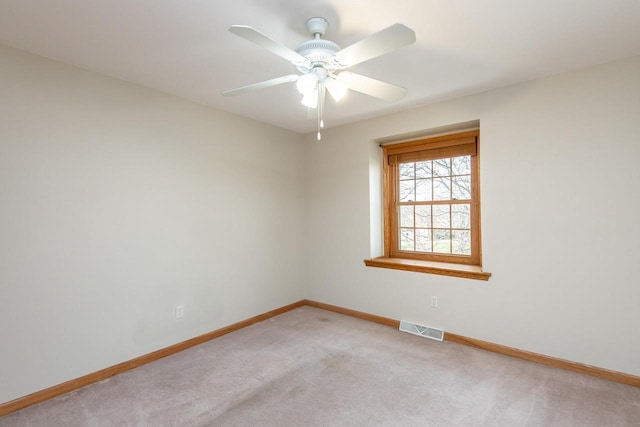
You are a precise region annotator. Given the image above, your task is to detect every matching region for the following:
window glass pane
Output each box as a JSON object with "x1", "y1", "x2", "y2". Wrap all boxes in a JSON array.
[
  {"x1": 452, "y1": 155, "x2": 471, "y2": 176},
  {"x1": 452, "y1": 230, "x2": 471, "y2": 255},
  {"x1": 399, "y1": 180, "x2": 415, "y2": 201},
  {"x1": 433, "y1": 205, "x2": 450, "y2": 228},
  {"x1": 433, "y1": 177, "x2": 451, "y2": 201},
  {"x1": 415, "y1": 228, "x2": 432, "y2": 252},
  {"x1": 416, "y1": 161, "x2": 432, "y2": 178},
  {"x1": 433, "y1": 229, "x2": 451, "y2": 254},
  {"x1": 400, "y1": 228, "x2": 414, "y2": 251},
  {"x1": 452, "y1": 175, "x2": 471, "y2": 200},
  {"x1": 415, "y1": 179, "x2": 432, "y2": 201},
  {"x1": 452, "y1": 204, "x2": 470, "y2": 229},
  {"x1": 433, "y1": 158, "x2": 451, "y2": 177},
  {"x1": 399, "y1": 163, "x2": 415, "y2": 179},
  {"x1": 415, "y1": 205, "x2": 431, "y2": 228},
  {"x1": 399, "y1": 206, "x2": 414, "y2": 227}
]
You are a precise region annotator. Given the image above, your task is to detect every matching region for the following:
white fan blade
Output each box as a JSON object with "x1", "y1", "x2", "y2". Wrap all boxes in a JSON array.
[
  {"x1": 222, "y1": 74, "x2": 298, "y2": 96},
  {"x1": 337, "y1": 71, "x2": 407, "y2": 101},
  {"x1": 229, "y1": 25, "x2": 309, "y2": 66},
  {"x1": 334, "y1": 23, "x2": 416, "y2": 68}
]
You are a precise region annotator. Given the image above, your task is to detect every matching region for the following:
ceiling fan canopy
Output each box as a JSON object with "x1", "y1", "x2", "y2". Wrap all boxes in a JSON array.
[{"x1": 222, "y1": 17, "x2": 416, "y2": 139}]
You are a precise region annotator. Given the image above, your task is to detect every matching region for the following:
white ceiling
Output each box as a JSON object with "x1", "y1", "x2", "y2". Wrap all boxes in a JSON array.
[{"x1": 1, "y1": 1, "x2": 640, "y2": 134}]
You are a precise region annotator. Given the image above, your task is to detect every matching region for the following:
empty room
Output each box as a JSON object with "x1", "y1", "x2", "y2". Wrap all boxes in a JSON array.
[{"x1": 1, "y1": 1, "x2": 640, "y2": 425}]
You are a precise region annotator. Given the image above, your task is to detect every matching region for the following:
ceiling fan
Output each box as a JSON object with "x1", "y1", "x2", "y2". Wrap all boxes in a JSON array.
[{"x1": 222, "y1": 17, "x2": 416, "y2": 139}]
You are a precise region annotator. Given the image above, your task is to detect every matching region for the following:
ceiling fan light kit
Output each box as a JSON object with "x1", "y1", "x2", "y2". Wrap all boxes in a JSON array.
[{"x1": 223, "y1": 17, "x2": 416, "y2": 140}]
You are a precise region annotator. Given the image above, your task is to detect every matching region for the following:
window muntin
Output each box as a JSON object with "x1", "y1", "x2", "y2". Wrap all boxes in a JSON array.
[{"x1": 383, "y1": 131, "x2": 481, "y2": 266}]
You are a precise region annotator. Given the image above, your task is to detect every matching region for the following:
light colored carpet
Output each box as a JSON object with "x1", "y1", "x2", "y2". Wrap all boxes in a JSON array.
[{"x1": 2, "y1": 306, "x2": 639, "y2": 426}]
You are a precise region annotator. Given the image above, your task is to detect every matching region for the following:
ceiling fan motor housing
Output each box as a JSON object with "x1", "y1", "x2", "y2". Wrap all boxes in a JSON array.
[{"x1": 295, "y1": 39, "x2": 341, "y2": 71}]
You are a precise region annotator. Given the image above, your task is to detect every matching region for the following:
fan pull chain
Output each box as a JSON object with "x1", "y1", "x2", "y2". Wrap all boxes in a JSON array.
[
  {"x1": 317, "y1": 84, "x2": 324, "y2": 141},
  {"x1": 317, "y1": 104, "x2": 321, "y2": 141}
]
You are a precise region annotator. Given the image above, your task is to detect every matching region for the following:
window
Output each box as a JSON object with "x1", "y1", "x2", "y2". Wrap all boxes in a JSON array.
[{"x1": 365, "y1": 130, "x2": 490, "y2": 280}]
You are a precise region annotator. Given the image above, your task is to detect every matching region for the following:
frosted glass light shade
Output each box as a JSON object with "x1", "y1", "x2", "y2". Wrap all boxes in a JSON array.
[
  {"x1": 301, "y1": 89, "x2": 318, "y2": 108},
  {"x1": 296, "y1": 73, "x2": 319, "y2": 95},
  {"x1": 326, "y1": 78, "x2": 347, "y2": 101}
]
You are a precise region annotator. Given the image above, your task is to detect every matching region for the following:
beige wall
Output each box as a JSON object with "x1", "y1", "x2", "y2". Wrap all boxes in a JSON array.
[
  {"x1": 304, "y1": 55, "x2": 640, "y2": 377},
  {"x1": 0, "y1": 45, "x2": 305, "y2": 403}
]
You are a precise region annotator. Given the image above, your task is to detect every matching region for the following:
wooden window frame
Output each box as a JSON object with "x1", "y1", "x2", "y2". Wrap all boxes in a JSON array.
[{"x1": 367, "y1": 130, "x2": 490, "y2": 279}]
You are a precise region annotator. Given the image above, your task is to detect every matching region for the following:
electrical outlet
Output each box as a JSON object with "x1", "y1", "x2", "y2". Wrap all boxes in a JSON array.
[
  {"x1": 430, "y1": 296, "x2": 438, "y2": 308},
  {"x1": 175, "y1": 305, "x2": 184, "y2": 319}
]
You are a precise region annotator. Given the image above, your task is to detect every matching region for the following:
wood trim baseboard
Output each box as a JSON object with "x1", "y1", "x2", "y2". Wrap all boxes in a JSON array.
[
  {"x1": 3, "y1": 298, "x2": 638, "y2": 417},
  {"x1": 444, "y1": 332, "x2": 640, "y2": 387},
  {"x1": 302, "y1": 299, "x2": 400, "y2": 328},
  {"x1": 0, "y1": 300, "x2": 306, "y2": 417},
  {"x1": 303, "y1": 299, "x2": 640, "y2": 387}
]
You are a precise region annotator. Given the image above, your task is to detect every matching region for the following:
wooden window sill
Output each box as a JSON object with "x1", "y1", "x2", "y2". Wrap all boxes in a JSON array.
[{"x1": 364, "y1": 257, "x2": 491, "y2": 281}]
